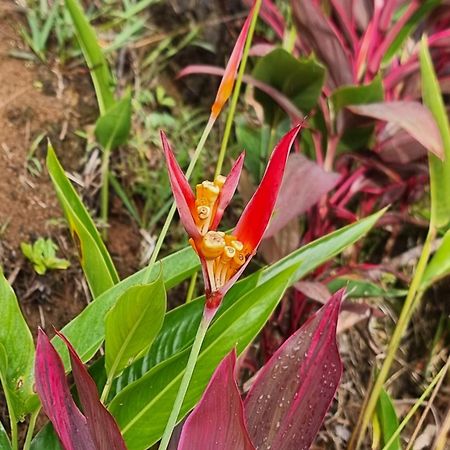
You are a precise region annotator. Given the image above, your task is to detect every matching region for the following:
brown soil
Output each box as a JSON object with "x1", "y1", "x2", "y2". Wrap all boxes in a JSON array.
[{"x1": 0, "y1": 2, "x2": 141, "y2": 335}]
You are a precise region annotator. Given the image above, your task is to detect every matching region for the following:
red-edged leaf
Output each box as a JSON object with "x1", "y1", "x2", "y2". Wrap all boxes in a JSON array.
[
  {"x1": 211, "y1": 152, "x2": 245, "y2": 230},
  {"x1": 291, "y1": 0, "x2": 353, "y2": 89},
  {"x1": 244, "y1": 290, "x2": 344, "y2": 450},
  {"x1": 265, "y1": 154, "x2": 340, "y2": 238},
  {"x1": 161, "y1": 131, "x2": 200, "y2": 241},
  {"x1": 349, "y1": 102, "x2": 444, "y2": 160},
  {"x1": 211, "y1": 2, "x2": 256, "y2": 118},
  {"x1": 55, "y1": 331, "x2": 127, "y2": 450},
  {"x1": 178, "y1": 349, "x2": 255, "y2": 450},
  {"x1": 34, "y1": 329, "x2": 96, "y2": 450},
  {"x1": 234, "y1": 124, "x2": 302, "y2": 252}
]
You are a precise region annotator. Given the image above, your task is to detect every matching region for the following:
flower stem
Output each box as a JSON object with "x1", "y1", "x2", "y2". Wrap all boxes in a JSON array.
[
  {"x1": 214, "y1": 0, "x2": 262, "y2": 178},
  {"x1": 143, "y1": 116, "x2": 215, "y2": 283},
  {"x1": 158, "y1": 308, "x2": 215, "y2": 450},
  {"x1": 350, "y1": 225, "x2": 436, "y2": 449},
  {"x1": 23, "y1": 408, "x2": 39, "y2": 450}
]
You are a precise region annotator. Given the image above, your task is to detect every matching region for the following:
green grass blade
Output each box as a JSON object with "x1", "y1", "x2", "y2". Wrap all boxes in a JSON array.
[
  {"x1": 420, "y1": 35, "x2": 450, "y2": 230},
  {"x1": 65, "y1": 0, "x2": 115, "y2": 114},
  {"x1": 376, "y1": 389, "x2": 401, "y2": 450}
]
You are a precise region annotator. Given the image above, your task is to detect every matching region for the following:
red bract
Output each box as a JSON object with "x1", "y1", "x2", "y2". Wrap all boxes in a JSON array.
[
  {"x1": 178, "y1": 290, "x2": 344, "y2": 450},
  {"x1": 162, "y1": 124, "x2": 302, "y2": 310},
  {"x1": 210, "y1": 1, "x2": 256, "y2": 118},
  {"x1": 34, "y1": 329, "x2": 127, "y2": 450}
]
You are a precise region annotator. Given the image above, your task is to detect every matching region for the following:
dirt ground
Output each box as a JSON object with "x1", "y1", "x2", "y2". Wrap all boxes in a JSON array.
[{"x1": 0, "y1": 1, "x2": 141, "y2": 334}]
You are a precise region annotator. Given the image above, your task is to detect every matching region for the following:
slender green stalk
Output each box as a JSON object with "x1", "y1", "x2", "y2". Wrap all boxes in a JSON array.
[
  {"x1": 23, "y1": 408, "x2": 40, "y2": 450},
  {"x1": 185, "y1": 272, "x2": 198, "y2": 303},
  {"x1": 350, "y1": 226, "x2": 436, "y2": 449},
  {"x1": 158, "y1": 310, "x2": 214, "y2": 450},
  {"x1": 100, "y1": 144, "x2": 112, "y2": 240},
  {"x1": 0, "y1": 371, "x2": 18, "y2": 450},
  {"x1": 143, "y1": 116, "x2": 215, "y2": 283},
  {"x1": 381, "y1": 359, "x2": 449, "y2": 450},
  {"x1": 214, "y1": 0, "x2": 262, "y2": 177}
]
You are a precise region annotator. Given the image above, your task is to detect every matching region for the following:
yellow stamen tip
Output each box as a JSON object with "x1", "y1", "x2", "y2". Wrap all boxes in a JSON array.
[
  {"x1": 222, "y1": 246, "x2": 236, "y2": 261},
  {"x1": 214, "y1": 175, "x2": 226, "y2": 189},
  {"x1": 231, "y1": 239, "x2": 244, "y2": 252},
  {"x1": 201, "y1": 231, "x2": 226, "y2": 259},
  {"x1": 197, "y1": 205, "x2": 210, "y2": 220}
]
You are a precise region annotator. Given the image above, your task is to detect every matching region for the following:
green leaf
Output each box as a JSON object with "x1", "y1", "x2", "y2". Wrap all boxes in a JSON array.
[
  {"x1": 328, "y1": 277, "x2": 406, "y2": 298},
  {"x1": 113, "y1": 271, "x2": 261, "y2": 393},
  {"x1": 421, "y1": 229, "x2": 450, "y2": 290},
  {"x1": 29, "y1": 423, "x2": 62, "y2": 450},
  {"x1": 20, "y1": 238, "x2": 70, "y2": 275},
  {"x1": 95, "y1": 92, "x2": 132, "y2": 150},
  {"x1": 331, "y1": 75, "x2": 384, "y2": 113},
  {"x1": 105, "y1": 270, "x2": 166, "y2": 377},
  {"x1": 0, "y1": 270, "x2": 37, "y2": 420},
  {"x1": 65, "y1": 0, "x2": 114, "y2": 114},
  {"x1": 47, "y1": 144, "x2": 119, "y2": 297},
  {"x1": 0, "y1": 419, "x2": 11, "y2": 450},
  {"x1": 109, "y1": 267, "x2": 295, "y2": 450},
  {"x1": 376, "y1": 389, "x2": 401, "y2": 450},
  {"x1": 252, "y1": 48, "x2": 325, "y2": 125},
  {"x1": 52, "y1": 246, "x2": 199, "y2": 370},
  {"x1": 420, "y1": 36, "x2": 450, "y2": 230},
  {"x1": 113, "y1": 209, "x2": 385, "y2": 395}
]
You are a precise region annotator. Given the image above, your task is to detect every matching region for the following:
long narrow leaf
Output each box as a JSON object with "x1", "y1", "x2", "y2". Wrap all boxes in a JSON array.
[
  {"x1": 245, "y1": 290, "x2": 343, "y2": 450},
  {"x1": 35, "y1": 330, "x2": 96, "y2": 450},
  {"x1": 376, "y1": 389, "x2": 401, "y2": 450},
  {"x1": 178, "y1": 349, "x2": 255, "y2": 450},
  {"x1": 47, "y1": 144, "x2": 119, "y2": 297},
  {"x1": 56, "y1": 332, "x2": 127, "y2": 450},
  {"x1": 419, "y1": 36, "x2": 450, "y2": 229},
  {"x1": 65, "y1": 0, "x2": 114, "y2": 114}
]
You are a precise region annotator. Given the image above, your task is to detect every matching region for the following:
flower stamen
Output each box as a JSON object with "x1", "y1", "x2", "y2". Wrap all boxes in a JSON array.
[
  {"x1": 195, "y1": 177, "x2": 226, "y2": 235},
  {"x1": 199, "y1": 231, "x2": 247, "y2": 292}
]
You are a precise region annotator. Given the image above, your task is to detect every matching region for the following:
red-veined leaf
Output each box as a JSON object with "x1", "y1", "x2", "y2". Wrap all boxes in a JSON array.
[
  {"x1": 349, "y1": 101, "x2": 444, "y2": 159},
  {"x1": 55, "y1": 331, "x2": 127, "y2": 450},
  {"x1": 291, "y1": 0, "x2": 353, "y2": 89},
  {"x1": 35, "y1": 329, "x2": 96, "y2": 450},
  {"x1": 244, "y1": 290, "x2": 344, "y2": 450},
  {"x1": 178, "y1": 349, "x2": 255, "y2": 450}
]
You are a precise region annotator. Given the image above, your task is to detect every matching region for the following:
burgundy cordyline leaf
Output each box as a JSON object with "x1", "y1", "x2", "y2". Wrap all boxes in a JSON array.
[
  {"x1": 244, "y1": 290, "x2": 344, "y2": 450},
  {"x1": 349, "y1": 101, "x2": 444, "y2": 160},
  {"x1": 264, "y1": 154, "x2": 340, "y2": 238},
  {"x1": 56, "y1": 331, "x2": 127, "y2": 450},
  {"x1": 35, "y1": 329, "x2": 96, "y2": 450},
  {"x1": 178, "y1": 349, "x2": 255, "y2": 450},
  {"x1": 291, "y1": 0, "x2": 353, "y2": 89}
]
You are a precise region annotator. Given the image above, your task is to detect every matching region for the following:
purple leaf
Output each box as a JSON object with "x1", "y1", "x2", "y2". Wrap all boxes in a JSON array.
[
  {"x1": 349, "y1": 101, "x2": 444, "y2": 160},
  {"x1": 178, "y1": 349, "x2": 255, "y2": 450},
  {"x1": 264, "y1": 154, "x2": 340, "y2": 238},
  {"x1": 56, "y1": 331, "x2": 127, "y2": 450},
  {"x1": 291, "y1": 0, "x2": 353, "y2": 89},
  {"x1": 244, "y1": 290, "x2": 344, "y2": 450},
  {"x1": 35, "y1": 329, "x2": 96, "y2": 450}
]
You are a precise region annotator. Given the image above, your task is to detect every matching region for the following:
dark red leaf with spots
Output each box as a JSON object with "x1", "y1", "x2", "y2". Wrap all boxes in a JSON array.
[{"x1": 244, "y1": 290, "x2": 344, "y2": 450}]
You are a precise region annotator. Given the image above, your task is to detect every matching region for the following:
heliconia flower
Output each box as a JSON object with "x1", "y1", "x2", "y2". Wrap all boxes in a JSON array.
[
  {"x1": 210, "y1": 2, "x2": 256, "y2": 119},
  {"x1": 162, "y1": 124, "x2": 302, "y2": 310}
]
